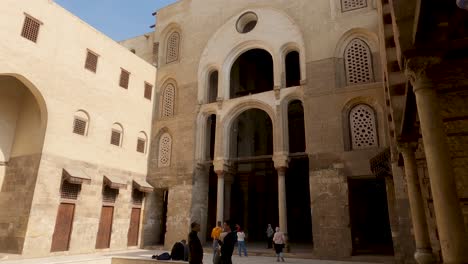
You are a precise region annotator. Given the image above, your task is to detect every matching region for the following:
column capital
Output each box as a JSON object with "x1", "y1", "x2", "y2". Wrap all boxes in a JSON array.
[
  {"x1": 397, "y1": 141, "x2": 419, "y2": 154},
  {"x1": 276, "y1": 166, "x2": 287, "y2": 174},
  {"x1": 273, "y1": 153, "x2": 289, "y2": 169},
  {"x1": 213, "y1": 158, "x2": 230, "y2": 173},
  {"x1": 405, "y1": 56, "x2": 441, "y2": 92}
]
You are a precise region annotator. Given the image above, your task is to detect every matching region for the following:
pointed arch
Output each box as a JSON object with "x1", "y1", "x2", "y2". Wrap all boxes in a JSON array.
[
  {"x1": 344, "y1": 38, "x2": 374, "y2": 85},
  {"x1": 166, "y1": 31, "x2": 180, "y2": 64},
  {"x1": 158, "y1": 132, "x2": 172, "y2": 167},
  {"x1": 161, "y1": 81, "x2": 176, "y2": 118}
]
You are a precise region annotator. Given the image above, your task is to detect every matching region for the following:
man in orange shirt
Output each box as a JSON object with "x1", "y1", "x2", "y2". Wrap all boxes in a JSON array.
[{"x1": 211, "y1": 221, "x2": 222, "y2": 263}]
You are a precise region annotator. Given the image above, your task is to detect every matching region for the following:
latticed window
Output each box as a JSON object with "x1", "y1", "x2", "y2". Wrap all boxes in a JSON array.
[
  {"x1": 21, "y1": 15, "x2": 41, "y2": 43},
  {"x1": 60, "y1": 181, "x2": 81, "y2": 200},
  {"x1": 344, "y1": 38, "x2": 373, "y2": 85},
  {"x1": 85, "y1": 50, "x2": 99, "y2": 73},
  {"x1": 102, "y1": 185, "x2": 118, "y2": 203},
  {"x1": 166, "y1": 32, "x2": 180, "y2": 63},
  {"x1": 73, "y1": 118, "x2": 87, "y2": 136},
  {"x1": 144, "y1": 82, "x2": 153, "y2": 100},
  {"x1": 153, "y1": 42, "x2": 159, "y2": 66},
  {"x1": 132, "y1": 189, "x2": 144, "y2": 205},
  {"x1": 158, "y1": 133, "x2": 172, "y2": 167},
  {"x1": 119, "y1": 69, "x2": 130, "y2": 89},
  {"x1": 162, "y1": 84, "x2": 175, "y2": 117},
  {"x1": 349, "y1": 104, "x2": 378, "y2": 150},
  {"x1": 137, "y1": 138, "x2": 146, "y2": 153},
  {"x1": 341, "y1": 0, "x2": 367, "y2": 12},
  {"x1": 110, "y1": 130, "x2": 122, "y2": 146}
]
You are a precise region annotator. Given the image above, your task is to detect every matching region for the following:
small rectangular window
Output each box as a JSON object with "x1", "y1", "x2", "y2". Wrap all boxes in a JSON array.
[
  {"x1": 102, "y1": 185, "x2": 118, "y2": 204},
  {"x1": 85, "y1": 50, "x2": 99, "y2": 73},
  {"x1": 144, "y1": 82, "x2": 153, "y2": 100},
  {"x1": 137, "y1": 138, "x2": 146, "y2": 153},
  {"x1": 110, "y1": 130, "x2": 122, "y2": 146},
  {"x1": 119, "y1": 69, "x2": 130, "y2": 89},
  {"x1": 73, "y1": 118, "x2": 87, "y2": 136},
  {"x1": 21, "y1": 15, "x2": 41, "y2": 43},
  {"x1": 61, "y1": 181, "x2": 81, "y2": 200}
]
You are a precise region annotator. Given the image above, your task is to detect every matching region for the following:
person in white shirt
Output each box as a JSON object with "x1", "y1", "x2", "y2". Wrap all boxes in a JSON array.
[
  {"x1": 272, "y1": 227, "x2": 285, "y2": 262},
  {"x1": 236, "y1": 228, "x2": 248, "y2": 257}
]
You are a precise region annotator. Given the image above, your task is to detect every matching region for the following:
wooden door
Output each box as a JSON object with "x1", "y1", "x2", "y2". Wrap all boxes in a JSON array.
[
  {"x1": 127, "y1": 208, "x2": 141, "y2": 246},
  {"x1": 96, "y1": 206, "x2": 114, "y2": 249},
  {"x1": 51, "y1": 203, "x2": 75, "y2": 252}
]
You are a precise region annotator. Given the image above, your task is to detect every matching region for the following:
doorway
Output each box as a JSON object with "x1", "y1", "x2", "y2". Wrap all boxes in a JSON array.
[
  {"x1": 51, "y1": 203, "x2": 75, "y2": 252},
  {"x1": 96, "y1": 206, "x2": 114, "y2": 249},
  {"x1": 348, "y1": 177, "x2": 393, "y2": 255}
]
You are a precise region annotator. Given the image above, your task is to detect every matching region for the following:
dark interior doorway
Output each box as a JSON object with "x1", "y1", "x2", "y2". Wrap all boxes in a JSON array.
[
  {"x1": 285, "y1": 51, "x2": 301, "y2": 87},
  {"x1": 348, "y1": 177, "x2": 394, "y2": 255},
  {"x1": 230, "y1": 49, "x2": 274, "y2": 99},
  {"x1": 160, "y1": 190, "x2": 169, "y2": 244},
  {"x1": 208, "y1": 71, "x2": 218, "y2": 103}
]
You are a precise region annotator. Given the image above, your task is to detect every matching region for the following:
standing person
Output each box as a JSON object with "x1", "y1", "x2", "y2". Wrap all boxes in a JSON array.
[
  {"x1": 211, "y1": 221, "x2": 223, "y2": 263},
  {"x1": 237, "y1": 228, "x2": 248, "y2": 257},
  {"x1": 273, "y1": 227, "x2": 285, "y2": 262},
  {"x1": 266, "y1": 224, "x2": 274, "y2": 249},
  {"x1": 219, "y1": 220, "x2": 236, "y2": 264},
  {"x1": 188, "y1": 222, "x2": 203, "y2": 264}
]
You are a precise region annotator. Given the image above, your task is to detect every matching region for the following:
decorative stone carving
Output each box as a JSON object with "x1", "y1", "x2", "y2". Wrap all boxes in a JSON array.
[
  {"x1": 349, "y1": 104, "x2": 378, "y2": 150},
  {"x1": 345, "y1": 38, "x2": 373, "y2": 85},
  {"x1": 158, "y1": 133, "x2": 172, "y2": 167}
]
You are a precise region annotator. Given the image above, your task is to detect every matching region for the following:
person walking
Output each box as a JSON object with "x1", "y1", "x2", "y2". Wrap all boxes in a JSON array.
[
  {"x1": 266, "y1": 224, "x2": 274, "y2": 249},
  {"x1": 219, "y1": 220, "x2": 236, "y2": 264},
  {"x1": 236, "y1": 228, "x2": 248, "y2": 257},
  {"x1": 273, "y1": 227, "x2": 285, "y2": 262},
  {"x1": 211, "y1": 221, "x2": 223, "y2": 263},
  {"x1": 188, "y1": 222, "x2": 203, "y2": 264}
]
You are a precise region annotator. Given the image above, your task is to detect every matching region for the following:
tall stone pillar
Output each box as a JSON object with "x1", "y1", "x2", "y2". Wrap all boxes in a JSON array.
[
  {"x1": 277, "y1": 167, "x2": 288, "y2": 234},
  {"x1": 399, "y1": 143, "x2": 435, "y2": 264},
  {"x1": 215, "y1": 170, "x2": 224, "y2": 224},
  {"x1": 224, "y1": 173, "x2": 233, "y2": 220},
  {"x1": 406, "y1": 57, "x2": 468, "y2": 263}
]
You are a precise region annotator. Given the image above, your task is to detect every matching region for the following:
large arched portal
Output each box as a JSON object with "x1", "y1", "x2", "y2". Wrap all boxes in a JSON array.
[
  {"x1": 213, "y1": 108, "x2": 278, "y2": 241},
  {"x1": 230, "y1": 49, "x2": 274, "y2": 99},
  {"x1": 0, "y1": 74, "x2": 47, "y2": 253}
]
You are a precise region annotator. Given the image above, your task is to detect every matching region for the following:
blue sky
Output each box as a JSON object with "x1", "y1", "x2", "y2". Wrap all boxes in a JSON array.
[{"x1": 55, "y1": 0, "x2": 178, "y2": 41}]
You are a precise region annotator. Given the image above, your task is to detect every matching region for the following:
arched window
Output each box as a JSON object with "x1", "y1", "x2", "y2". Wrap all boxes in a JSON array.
[
  {"x1": 341, "y1": 0, "x2": 367, "y2": 12},
  {"x1": 166, "y1": 32, "x2": 180, "y2": 64},
  {"x1": 110, "y1": 123, "x2": 124, "y2": 147},
  {"x1": 285, "y1": 51, "x2": 301, "y2": 87},
  {"x1": 137, "y1": 131, "x2": 148, "y2": 154},
  {"x1": 208, "y1": 71, "x2": 218, "y2": 103},
  {"x1": 162, "y1": 83, "x2": 175, "y2": 118},
  {"x1": 73, "y1": 110, "x2": 90, "y2": 136},
  {"x1": 158, "y1": 133, "x2": 172, "y2": 167},
  {"x1": 344, "y1": 38, "x2": 373, "y2": 85},
  {"x1": 349, "y1": 104, "x2": 378, "y2": 150}
]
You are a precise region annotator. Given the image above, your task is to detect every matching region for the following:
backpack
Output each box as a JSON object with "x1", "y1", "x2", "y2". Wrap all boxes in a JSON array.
[{"x1": 156, "y1": 252, "x2": 171, "y2": 260}]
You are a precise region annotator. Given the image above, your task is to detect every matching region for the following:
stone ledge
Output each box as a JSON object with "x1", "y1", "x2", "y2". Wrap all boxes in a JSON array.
[{"x1": 112, "y1": 257, "x2": 187, "y2": 264}]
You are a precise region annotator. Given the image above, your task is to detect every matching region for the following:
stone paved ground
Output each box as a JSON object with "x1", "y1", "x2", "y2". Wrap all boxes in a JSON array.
[{"x1": 0, "y1": 249, "x2": 391, "y2": 264}]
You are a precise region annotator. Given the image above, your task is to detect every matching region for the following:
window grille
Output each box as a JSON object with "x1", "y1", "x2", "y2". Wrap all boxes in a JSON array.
[
  {"x1": 153, "y1": 42, "x2": 159, "y2": 66},
  {"x1": 73, "y1": 118, "x2": 87, "y2": 136},
  {"x1": 60, "y1": 181, "x2": 81, "y2": 200},
  {"x1": 341, "y1": 0, "x2": 367, "y2": 12},
  {"x1": 137, "y1": 138, "x2": 146, "y2": 153},
  {"x1": 102, "y1": 185, "x2": 118, "y2": 204},
  {"x1": 85, "y1": 50, "x2": 99, "y2": 73},
  {"x1": 166, "y1": 32, "x2": 180, "y2": 63},
  {"x1": 119, "y1": 69, "x2": 130, "y2": 89},
  {"x1": 21, "y1": 15, "x2": 41, "y2": 43},
  {"x1": 158, "y1": 133, "x2": 172, "y2": 167},
  {"x1": 162, "y1": 84, "x2": 175, "y2": 117},
  {"x1": 110, "y1": 130, "x2": 122, "y2": 146},
  {"x1": 344, "y1": 38, "x2": 373, "y2": 85},
  {"x1": 350, "y1": 104, "x2": 378, "y2": 150},
  {"x1": 144, "y1": 83, "x2": 153, "y2": 100},
  {"x1": 132, "y1": 189, "x2": 144, "y2": 205}
]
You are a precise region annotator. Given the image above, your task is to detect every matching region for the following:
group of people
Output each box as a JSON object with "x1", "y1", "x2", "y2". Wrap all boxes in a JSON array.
[{"x1": 185, "y1": 221, "x2": 286, "y2": 264}]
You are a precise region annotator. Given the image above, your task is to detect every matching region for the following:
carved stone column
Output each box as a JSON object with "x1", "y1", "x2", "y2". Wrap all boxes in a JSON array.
[
  {"x1": 215, "y1": 170, "x2": 224, "y2": 223},
  {"x1": 406, "y1": 57, "x2": 468, "y2": 263},
  {"x1": 398, "y1": 142, "x2": 435, "y2": 264},
  {"x1": 277, "y1": 166, "x2": 288, "y2": 235}
]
